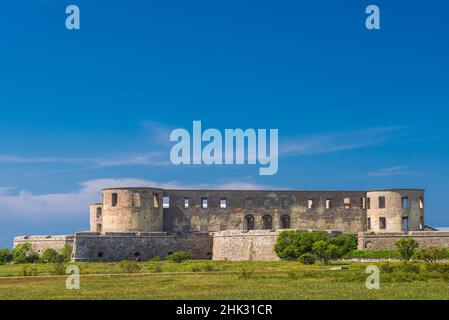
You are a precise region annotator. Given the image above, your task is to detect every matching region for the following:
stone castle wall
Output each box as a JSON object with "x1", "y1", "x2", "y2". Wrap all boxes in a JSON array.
[
  {"x1": 163, "y1": 190, "x2": 368, "y2": 234},
  {"x1": 358, "y1": 231, "x2": 449, "y2": 250},
  {"x1": 72, "y1": 232, "x2": 213, "y2": 262},
  {"x1": 13, "y1": 235, "x2": 74, "y2": 254}
]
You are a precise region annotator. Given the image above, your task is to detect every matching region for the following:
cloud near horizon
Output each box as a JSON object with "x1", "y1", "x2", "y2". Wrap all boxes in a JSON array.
[{"x1": 0, "y1": 178, "x2": 273, "y2": 223}]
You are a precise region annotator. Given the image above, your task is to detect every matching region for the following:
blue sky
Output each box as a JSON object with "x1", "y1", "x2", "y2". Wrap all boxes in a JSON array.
[{"x1": 0, "y1": 1, "x2": 448, "y2": 247}]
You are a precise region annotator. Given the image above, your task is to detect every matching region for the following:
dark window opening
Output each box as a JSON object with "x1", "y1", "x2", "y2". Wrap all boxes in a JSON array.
[
  {"x1": 96, "y1": 207, "x2": 102, "y2": 219},
  {"x1": 367, "y1": 197, "x2": 371, "y2": 209},
  {"x1": 262, "y1": 215, "x2": 273, "y2": 230},
  {"x1": 367, "y1": 218, "x2": 371, "y2": 230},
  {"x1": 379, "y1": 217, "x2": 386, "y2": 229},
  {"x1": 379, "y1": 196, "x2": 386, "y2": 209},
  {"x1": 244, "y1": 215, "x2": 255, "y2": 231},
  {"x1": 134, "y1": 252, "x2": 141, "y2": 258},
  {"x1": 280, "y1": 215, "x2": 291, "y2": 229},
  {"x1": 111, "y1": 193, "x2": 118, "y2": 207},
  {"x1": 98, "y1": 252, "x2": 104, "y2": 258},
  {"x1": 402, "y1": 217, "x2": 409, "y2": 231}
]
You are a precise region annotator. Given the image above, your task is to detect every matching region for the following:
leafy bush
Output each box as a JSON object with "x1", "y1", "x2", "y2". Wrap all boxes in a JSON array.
[
  {"x1": 298, "y1": 253, "x2": 316, "y2": 265},
  {"x1": 118, "y1": 260, "x2": 142, "y2": 273},
  {"x1": 419, "y1": 247, "x2": 446, "y2": 263},
  {"x1": 150, "y1": 256, "x2": 162, "y2": 262},
  {"x1": 13, "y1": 243, "x2": 39, "y2": 264},
  {"x1": 22, "y1": 265, "x2": 38, "y2": 276},
  {"x1": 52, "y1": 262, "x2": 66, "y2": 275},
  {"x1": 312, "y1": 241, "x2": 342, "y2": 265},
  {"x1": 397, "y1": 262, "x2": 421, "y2": 273},
  {"x1": 345, "y1": 250, "x2": 399, "y2": 259},
  {"x1": 153, "y1": 262, "x2": 164, "y2": 273},
  {"x1": 60, "y1": 245, "x2": 73, "y2": 262},
  {"x1": 379, "y1": 262, "x2": 395, "y2": 273},
  {"x1": 275, "y1": 231, "x2": 354, "y2": 262},
  {"x1": 168, "y1": 251, "x2": 191, "y2": 263},
  {"x1": 41, "y1": 248, "x2": 65, "y2": 263},
  {"x1": 0, "y1": 248, "x2": 13, "y2": 265},
  {"x1": 395, "y1": 238, "x2": 418, "y2": 261}
]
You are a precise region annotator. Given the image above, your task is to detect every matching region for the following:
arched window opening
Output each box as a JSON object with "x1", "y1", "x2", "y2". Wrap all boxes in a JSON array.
[
  {"x1": 280, "y1": 215, "x2": 291, "y2": 229},
  {"x1": 262, "y1": 215, "x2": 273, "y2": 230},
  {"x1": 244, "y1": 215, "x2": 255, "y2": 231}
]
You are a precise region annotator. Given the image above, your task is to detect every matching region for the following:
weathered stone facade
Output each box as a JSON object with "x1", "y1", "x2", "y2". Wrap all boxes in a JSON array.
[
  {"x1": 13, "y1": 235, "x2": 73, "y2": 254},
  {"x1": 358, "y1": 231, "x2": 449, "y2": 250},
  {"x1": 15, "y1": 186, "x2": 446, "y2": 261},
  {"x1": 72, "y1": 232, "x2": 212, "y2": 262}
]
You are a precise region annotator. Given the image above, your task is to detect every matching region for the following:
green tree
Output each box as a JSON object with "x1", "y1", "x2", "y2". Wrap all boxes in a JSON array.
[
  {"x1": 395, "y1": 238, "x2": 418, "y2": 261},
  {"x1": 60, "y1": 245, "x2": 73, "y2": 262},
  {"x1": 0, "y1": 248, "x2": 13, "y2": 265},
  {"x1": 12, "y1": 243, "x2": 39, "y2": 264},
  {"x1": 41, "y1": 248, "x2": 64, "y2": 263},
  {"x1": 419, "y1": 247, "x2": 446, "y2": 263},
  {"x1": 312, "y1": 241, "x2": 334, "y2": 265}
]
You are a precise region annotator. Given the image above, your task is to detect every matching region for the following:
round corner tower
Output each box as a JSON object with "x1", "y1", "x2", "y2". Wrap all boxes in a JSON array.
[
  {"x1": 101, "y1": 187, "x2": 164, "y2": 233},
  {"x1": 366, "y1": 189, "x2": 425, "y2": 233}
]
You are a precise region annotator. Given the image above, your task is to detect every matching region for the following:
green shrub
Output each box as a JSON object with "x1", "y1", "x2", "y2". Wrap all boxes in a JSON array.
[
  {"x1": 0, "y1": 248, "x2": 13, "y2": 265},
  {"x1": 379, "y1": 262, "x2": 395, "y2": 273},
  {"x1": 168, "y1": 251, "x2": 191, "y2": 263},
  {"x1": 312, "y1": 241, "x2": 342, "y2": 265},
  {"x1": 13, "y1": 243, "x2": 39, "y2": 264},
  {"x1": 275, "y1": 231, "x2": 354, "y2": 262},
  {"x1": 52, "y1": 262, "x2": 66, "y2": 275},
  {"x1": 395, "y1": 238, "x2": 418, "y2": 261},
  {"x1": 22, "y1": 265, "x2": 38, "y2": 276},
  {"x1": 118, "y1": 260, "x2": 142, "y2": 273},
  {"x1": 397, "y1": 262, "x2": 421, "y2": 273},
  {"x1": 419, "y1": 247, "x2": 446, "y2": 263},
  {"x1": 238, "y1": 266, "x2": 254, "y2": 279},
  {"x1": 60, "y1": 245, "x2": 73, "y2": 262},
  {"x1": 41, "y1": 248, "x2": 65, "y2": 263},
  {"x1": 153, "y1": 262, "x2": 164, "y2": 273},
  {"x1": 298, "y1": 253, "x2": 316, "y2": 265},
  {"x1": 150, "y1": 256, "x2": 162, "y2": 262},
  {"x1": 345, "y1": 250, "x2": 399, "y2": 259}
]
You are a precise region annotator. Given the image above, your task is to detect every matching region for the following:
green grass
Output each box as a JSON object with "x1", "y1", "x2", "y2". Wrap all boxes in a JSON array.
[{"x1": 1, "y1": 260, "x2": 449, "y2": 300}]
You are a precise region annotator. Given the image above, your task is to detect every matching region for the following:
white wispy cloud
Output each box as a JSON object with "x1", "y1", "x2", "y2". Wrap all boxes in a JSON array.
[
  {"x1": 279, "y1": 126, "x2": 410, "y2": 157},
  {"x1": 0, "y1": 178, "x2": 274, "y2": 223},
  {"x1": 367, "y1": 166, "x2": 413, "y2": 177},
  {"x1": 0, "y1": 125, "x2": 411, "y2": 168}
]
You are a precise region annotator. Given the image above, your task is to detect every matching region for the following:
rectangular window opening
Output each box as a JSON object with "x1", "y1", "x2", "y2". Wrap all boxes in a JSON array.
[
  {"x1": 379, "y1": 196, "x2": 386, "y2": 209},
  {"x1": 308, "y1": 199, "x2": 314, "y2": 209},
  {"x1": 202, "y1": 197, "x2": 208, "y2": 209},
  {"x1": 163, "y1": 196, "x2": 170, "y2": 209},
  {"x1": 379, "y1": 217, "x2": 386, "y2": 229},
  {"x1": 325, "y1": 199, "x2": 332, "y2": 209},
  {"x1": 402, "y1": 217, "x2": 409, "y2": 231},
  {"x1": 184, "y1": 198, "x2": 189, "y2": 209},
  {"x1": 220, "y1": 198, "x2": 227, "y2": 209},
  {"x1": 401, "y1": 197, "x2": 409, "y2": 209},
  {"x1": 344, "y1": 197, "x2": 351, "y2": 209},
  {"x1": 153, "y1": 193, "x2": 159, "y2": 208}
]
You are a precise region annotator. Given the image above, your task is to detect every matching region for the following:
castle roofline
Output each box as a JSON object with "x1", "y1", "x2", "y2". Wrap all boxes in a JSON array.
[{"x1": 100, "y1": 186, "x2": 425, "y2": 192}]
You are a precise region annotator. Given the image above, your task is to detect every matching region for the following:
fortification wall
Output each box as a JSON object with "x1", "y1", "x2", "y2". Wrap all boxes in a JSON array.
[
  {"x1": 358, "y1": 231, "x2": 449, "y2": 250},
  {"x1": 72, "y1": 232, "x2": 213, "y2": 262},
  {"x1": 163, "y1": 190, "x2": 367, "y2": 234},
  {"x1": 212, "y1": 229, "x2": 341, "y2": 261},
  {"x1": 13, "y1": 235, "x2": 74, "y2": 255}
]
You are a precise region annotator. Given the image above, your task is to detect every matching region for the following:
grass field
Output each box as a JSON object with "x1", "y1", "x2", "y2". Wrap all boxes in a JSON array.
[{"x1": 1, "y1": 260, "x2": 449, "y2": 300}]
